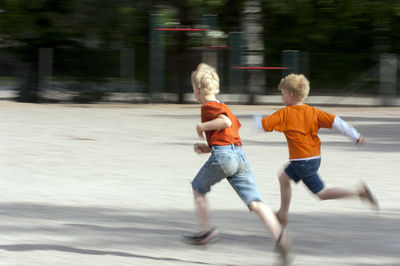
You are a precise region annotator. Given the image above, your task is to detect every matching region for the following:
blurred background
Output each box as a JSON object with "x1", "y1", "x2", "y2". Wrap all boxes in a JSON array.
[{"x1": 0, "y1": 0, "x2": 399, "y2": 105}]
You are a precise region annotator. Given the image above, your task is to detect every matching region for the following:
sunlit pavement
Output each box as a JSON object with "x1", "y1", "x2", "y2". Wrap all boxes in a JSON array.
[{"x1": 1, "y1": 102, "x2": 399, "y2": 266}]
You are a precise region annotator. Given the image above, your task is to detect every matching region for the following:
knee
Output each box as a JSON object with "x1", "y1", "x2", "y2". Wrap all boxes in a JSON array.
[
  {"x1": 278, "y1": 171, "x2": 290, "y2": 184},
  {"x1": 316, "y1": 191, "x2": 326, "y2": 200},
  {"x1": 193, "y1": 190, "x2": 205, "y2": 200},
  {"x1": 248, "y1": 201, "x2": 262, "y2": 212}
]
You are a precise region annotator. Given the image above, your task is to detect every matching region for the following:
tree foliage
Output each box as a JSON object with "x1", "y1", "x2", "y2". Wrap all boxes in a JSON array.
[
  {"x1": 0, "y1": 0, "x2": 398, "y2": 101},
  {"x1": 261, "y1": 0, "x2": 400, "y2": 90}
]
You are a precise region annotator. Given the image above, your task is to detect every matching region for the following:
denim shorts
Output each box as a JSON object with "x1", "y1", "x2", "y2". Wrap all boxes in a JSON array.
[
  {"x1": 191, "y1": 144, "x2": 263, "y2": 205},
  {"x1": 284, "y1": 158, "x2": 324, "y2": 194}
]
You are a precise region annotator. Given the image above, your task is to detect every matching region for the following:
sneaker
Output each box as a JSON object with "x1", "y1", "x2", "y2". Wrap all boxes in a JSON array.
[
  {"x1": 183, "y1": 227, "x2": 219, "y2": 245},
  {"x1": 359, "y1": 182, "x2": 379, "y2": 211}
]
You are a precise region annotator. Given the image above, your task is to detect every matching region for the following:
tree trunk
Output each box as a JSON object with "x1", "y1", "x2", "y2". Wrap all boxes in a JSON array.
[{"x1": 241, "y1": 0, "x2": 265, "y2": 104}]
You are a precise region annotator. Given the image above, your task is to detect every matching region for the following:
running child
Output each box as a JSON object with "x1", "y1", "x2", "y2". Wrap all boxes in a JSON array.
[
  {"x1": 184, "y1": 63, "x2": 291, "y2": 263},
  {"x1": 254, "y1": 73, "x2": 379, "y2": 226}
]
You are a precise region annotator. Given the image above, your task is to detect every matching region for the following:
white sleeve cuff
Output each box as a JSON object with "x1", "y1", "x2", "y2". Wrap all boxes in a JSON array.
[
  {"x1": 253, "y1": 115, "x2": 264, "y2": 130},
  {"x1": 332, "y1": 116, "x2": 361, "y2": 143}
]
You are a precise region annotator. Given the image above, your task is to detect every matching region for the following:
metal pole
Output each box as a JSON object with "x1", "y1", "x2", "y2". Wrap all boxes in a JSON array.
[
  {"x1": 149, "y1": 14, "x2": 164, "y2": 101},
  {"x1": 380, "y1": 54, "x2": 398, "y2": 106},
  {"x1": 282, "y1": 50, "x2": 299, "y2": 77},
  {"x1": 228, "y1": 32, "x2": 244, "y2": 93},
  {"x1": 39, "y1": 47, "x2": 53, "y2": 91},
  {"x1": 120, "y1": 48, "x2": 135, "y2": 92}
]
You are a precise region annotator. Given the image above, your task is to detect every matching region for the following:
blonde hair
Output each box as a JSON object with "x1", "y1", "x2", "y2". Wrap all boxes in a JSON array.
[
  {"x1": 191, "y1": 63, "x2": 220, "y2": 95},
  {"x1": 278, "y1": 74, "x2": 310, "y2": 101}
]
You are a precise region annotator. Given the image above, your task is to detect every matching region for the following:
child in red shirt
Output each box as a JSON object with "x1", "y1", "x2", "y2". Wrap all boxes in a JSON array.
[
  {"x1": 254, "y1": 74, "x2": 379, "y2": 226},
  {"x1": 185, "y1": 63, "x2": 291, "y2": 264}
]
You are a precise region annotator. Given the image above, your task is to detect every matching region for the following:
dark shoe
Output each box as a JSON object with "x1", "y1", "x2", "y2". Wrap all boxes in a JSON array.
[
  {"x1": 183, "y1": 227, "x2": 219, "y2": 245},
  {"x1": 275, "y1": 229, "x2": 293, "y2": 266},
  {"x1": 359, "y1": 182, "x2": 379, "y2": 211}
]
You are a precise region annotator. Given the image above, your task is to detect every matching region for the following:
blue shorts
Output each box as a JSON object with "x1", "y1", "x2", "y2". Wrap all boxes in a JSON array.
[
  {"x1": 191, "y1": 144, "x2": 263, "y2": 205},
  {"x1": 284, "y1": 158, "x2": 324, "y2": 194}
]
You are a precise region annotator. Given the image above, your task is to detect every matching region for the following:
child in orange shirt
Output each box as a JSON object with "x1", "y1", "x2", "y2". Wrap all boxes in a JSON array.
[
  {"x1": 185, "y1": 63, "x2": 291, "y2": 264},
  {"x1": 254, "y1": 74, "x2": 379, "y2": 226}
]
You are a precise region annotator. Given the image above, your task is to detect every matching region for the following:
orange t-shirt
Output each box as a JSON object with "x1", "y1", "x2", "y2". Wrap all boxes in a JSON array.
[
  {"x1": 261, "y1": 104, "x2": 335, "y2": 160},
  {"x1": 201, "y1": 101, "x2": 242, "y2": 146}
]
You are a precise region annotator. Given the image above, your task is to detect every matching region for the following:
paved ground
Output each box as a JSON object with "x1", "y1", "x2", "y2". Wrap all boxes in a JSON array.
[{"x1": 1, "y1": 102, "x2": 399, "y2": 266}]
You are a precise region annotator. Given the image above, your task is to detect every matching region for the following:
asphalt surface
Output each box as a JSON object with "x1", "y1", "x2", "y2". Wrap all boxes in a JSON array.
[{"x1": 1, "y1": 102, "x2": 399, "y2": 266}]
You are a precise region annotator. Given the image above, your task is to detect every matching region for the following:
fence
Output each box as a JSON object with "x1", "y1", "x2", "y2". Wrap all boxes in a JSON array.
[{"x1": 0, "y1": 47, "x2": 398, "y2": 105}]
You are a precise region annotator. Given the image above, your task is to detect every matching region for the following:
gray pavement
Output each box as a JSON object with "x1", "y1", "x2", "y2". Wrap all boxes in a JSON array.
[
  {"x1": 1, "y1": 102, "x2": 399, "y2": 266},
  {"x1": 1, "y1": 87, "x2": 400, "y2": 106}
]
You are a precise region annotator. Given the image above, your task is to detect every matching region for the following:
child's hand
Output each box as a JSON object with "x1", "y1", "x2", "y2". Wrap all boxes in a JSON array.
[
  {"x1": 356, "y1": 135, "x2": 365, "y2": 145},
  {"x1": 193, "y1": 143, "x2": 211, "y2": 154},
  {"x1": 196, "y1": 123, "x2": 205, "y2": 139}
]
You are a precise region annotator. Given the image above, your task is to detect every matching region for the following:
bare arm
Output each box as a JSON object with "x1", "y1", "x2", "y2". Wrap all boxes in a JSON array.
[{"x1": 196, "y1": 114, "x2": 232, "y2": 139}]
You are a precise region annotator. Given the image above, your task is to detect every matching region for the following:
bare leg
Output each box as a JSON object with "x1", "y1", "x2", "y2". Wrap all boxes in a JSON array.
[
  {"x1": 316, "y1": 182, "x2": 378, "y2": 210},
  {"x1": 193, "y1": 190, "x2": 210, "y2": 233},
  {"x1": 316, "y1": 187, "x2": 357, "y2": 200},
  {"x1": 184, "y1": 190, "x2": 218, "y2": 245},
  {"x1": 249, "y1": 201, "x2": 282, "y2": 242},
  {"x1": 277, "y1": 171, "x2": 291, "y2": 225},
  {"x1": 249, "y1": 201, "x2": 292, "y2": 263}
]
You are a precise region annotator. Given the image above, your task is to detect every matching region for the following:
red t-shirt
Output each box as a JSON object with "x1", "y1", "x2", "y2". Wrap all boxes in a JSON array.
[{"x1": 201, "y1": 101, "x2": 242, "y2": 146}]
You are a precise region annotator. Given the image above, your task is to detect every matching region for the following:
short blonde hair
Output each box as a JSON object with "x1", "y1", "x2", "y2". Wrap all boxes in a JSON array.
[
  {"x1": 278, "y1": 74, "x2": 310, "y2": 101},
  {"x1": 191, "y1": 63, "x2": 220, "y2": 95}
]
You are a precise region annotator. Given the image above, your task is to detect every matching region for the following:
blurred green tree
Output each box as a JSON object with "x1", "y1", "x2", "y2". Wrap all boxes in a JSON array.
[
  {"x1": 262, "y1": 0, "x2": 400, "y2": 92},
  {"x1": 0, "y1": 0, "x2": 398, "y2": 101},
  {"x1": 0, "y1": 0, "x2": 150, "y2": 102}
]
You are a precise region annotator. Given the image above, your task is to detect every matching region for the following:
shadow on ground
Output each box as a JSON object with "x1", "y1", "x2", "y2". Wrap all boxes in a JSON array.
[
  {"x1": 0, "y1": 244, "x2": 213, "y2": 265},
  {"x1": 0, "y1": 202, "x2": 398, "y2": 261}
]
